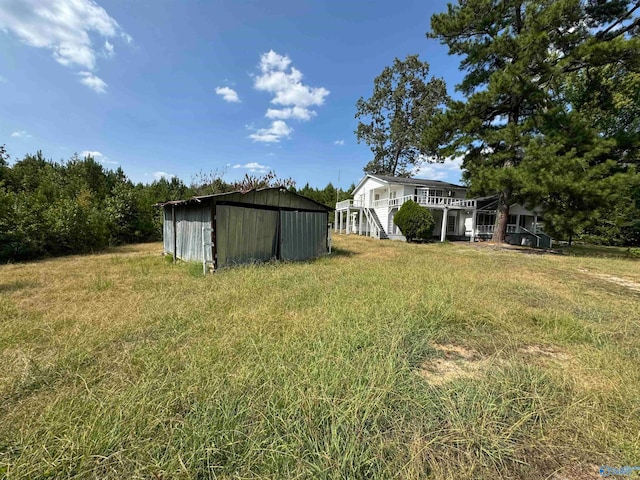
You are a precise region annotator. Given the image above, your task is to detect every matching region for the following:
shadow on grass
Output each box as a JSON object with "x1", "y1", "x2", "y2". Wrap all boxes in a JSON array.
[
  {"x1": 329, "y1": 246, "x2": 357, "y2": 257},
  {"x1": 0, "y1": 280, "x2": 38, "y2": 293}
]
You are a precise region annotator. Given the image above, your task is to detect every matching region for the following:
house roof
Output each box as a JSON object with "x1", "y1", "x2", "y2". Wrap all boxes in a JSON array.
[
  {"x1": 370, "y1": 174, "x2": 465, "y2": 189},
  {"x1": 353, "y1": 174, "x2": 465, "y2": 194},
  {"x1": 156, "y1": 187, "x2": 332, "y2": 211}
]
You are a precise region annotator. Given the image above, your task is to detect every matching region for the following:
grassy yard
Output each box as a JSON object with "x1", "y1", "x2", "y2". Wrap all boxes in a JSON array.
[{"x1": 1, "y1": 236, "x2": 639, "y2": 479}]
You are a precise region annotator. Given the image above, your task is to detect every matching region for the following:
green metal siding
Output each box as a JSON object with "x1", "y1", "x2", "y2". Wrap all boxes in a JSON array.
[
  {"x1": 162, "y1": 188, "x2": 331, "y2": 268},
  {"x1": 280, "y1": 211, "x2": 328, "y2": 261},
  {"x1": 216, "y1": 205, "x2": 279, "y2": 268}
]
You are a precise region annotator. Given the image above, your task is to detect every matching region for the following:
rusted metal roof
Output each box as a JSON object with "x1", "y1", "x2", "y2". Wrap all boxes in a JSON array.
[{"x1": 155, "y1": 187, "x2": 332, "y2": 211}]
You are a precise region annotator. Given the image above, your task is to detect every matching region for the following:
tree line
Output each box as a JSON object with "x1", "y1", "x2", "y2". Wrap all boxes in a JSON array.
[
  {"x1": 0, "y1": 147, "x2": 351, "y2": 262},
  {"x1": 355, "y1": 0, "x2": 640, "y2": 245}
]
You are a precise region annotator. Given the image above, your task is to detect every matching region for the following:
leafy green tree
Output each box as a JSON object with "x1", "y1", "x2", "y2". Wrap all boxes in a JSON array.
[
  {"x1": 355, "y1": 55, "x2": 448, "y2": 176},
  {"x1": 425, "y1": 0, "x2": 640, "y2": 243},
  {"x1": 0, "y1": 146, "x2": 22, "y2": 259},
  {"x1": 106, "y1": 181, "x2": 141, "y2": 244},
  {"x1": 394, "y1": 200, "x2": 435, "y2": 242}
]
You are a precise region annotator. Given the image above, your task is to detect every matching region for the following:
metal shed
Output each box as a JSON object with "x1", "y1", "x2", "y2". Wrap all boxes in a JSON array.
[{"x1": 159, "y1": 188, "x2": 332, "y2": 271}]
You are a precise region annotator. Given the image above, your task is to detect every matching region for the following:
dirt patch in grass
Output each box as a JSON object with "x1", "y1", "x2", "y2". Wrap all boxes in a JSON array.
[
  {"x1": 418, "y1": 343, "x2": 573, "y2": 386},
  {"x1": 458, "y1": 241, "x2": 561, "y2": 255},
  {"x1": 578, "y1": 268, "x2": 640, "y2": 293},
  {"x1": 417, "y1": 344, "x2": 491, "y2": 385},
  {"x1": 519, "y1": 344, "x2": 571, "y2": 362},
  {"x1": 550, "y1": 463, "x2": 605, "y2": 480}
]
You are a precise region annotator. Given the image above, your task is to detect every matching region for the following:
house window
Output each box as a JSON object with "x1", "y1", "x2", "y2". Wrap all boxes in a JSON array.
[
  {"x1": 374, "y1": 193, "x2": 380, "y2": 201},
  {"x1": 508, "y1": 215, "x2": 518, "y2": 225},
  {"x1": 447, "y1": 215, "x2": 456, "y2": 233},
  {"x1": 428, "y1": 189, "x2": 444, "y2": 197}
]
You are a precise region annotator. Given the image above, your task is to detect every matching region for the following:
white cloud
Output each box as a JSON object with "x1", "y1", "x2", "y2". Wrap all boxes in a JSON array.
[
  {"x1": 81, "y1": 150, "x2": 117, "y2": 164},
  {"x1": 78, "y1": 71, "x2": 107, "y2": 93},
  {"x1": 81, "y1": 150, "x2": 102, "y2": 157},
  {"x1": 250, "y1": 50, "x2": 329, "y2": 140},
  {"x1": 265, "y1": 106, "x2": 315, "y2": 121},
  {"x1": 215, "y1": 86, "x2": 240, "y2": 103},
  {"x1": 103, "y1": 39, "x2": 113, "y2": 57},
  {"x1": 11, "y1": 130, "x2": 32, "y2": 138},
  {"x1": 0, "y1": 0, "x2": 131, "y2": 92},
  {"x1": 334, "y1": 139, "x2": 344, "y2": 146},
  {"x1": 413, "y1": 156, "x2": 464, "y2": 183},
  {"x1": 254, "y1": 51, "x2": 329, "y2": 108},
  {"x1": 0, "y1": 74, "x2": 6, "y2": 83},
  {"x1": 232, "y1": 162, "x2": 270, "y2": 174},
  {"x1": 154, "y1": 171, "x2": 175, "y2": 181},
  {"x1": 248, "y1": 120, "x2": 293, "y2": 143},
  {"x1": 259, "y1": 50, "x2": 291, "y2": 73}
]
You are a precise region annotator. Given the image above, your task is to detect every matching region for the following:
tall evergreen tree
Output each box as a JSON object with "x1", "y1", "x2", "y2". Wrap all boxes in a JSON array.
[{"x1": 425, "y1": 0, "x2": 640, "y2": 243}]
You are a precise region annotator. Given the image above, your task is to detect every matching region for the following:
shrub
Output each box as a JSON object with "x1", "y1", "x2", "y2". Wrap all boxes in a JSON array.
[{"x1": 394, "y1": 200, "x2": 435, "y2": 242}]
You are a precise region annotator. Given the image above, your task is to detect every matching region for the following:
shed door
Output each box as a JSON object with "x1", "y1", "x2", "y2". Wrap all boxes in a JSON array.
[
  {"x1": 216, "y1": 205, "x2": 278, "y2": 268},
  {"x1": 280, "y1": 211, "x2": 328, "y2": 261}
]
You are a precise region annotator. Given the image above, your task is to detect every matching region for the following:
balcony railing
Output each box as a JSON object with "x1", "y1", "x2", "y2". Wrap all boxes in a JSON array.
[
  {"x1": 476, "y1": 224, "x2": 519, "y2": 234},
  {"x1": 336, "y1": 195, "x2": 476, "y2": 210},
  {"x1": 335, "y1": 199, "x2": 365, "y2": 209}
]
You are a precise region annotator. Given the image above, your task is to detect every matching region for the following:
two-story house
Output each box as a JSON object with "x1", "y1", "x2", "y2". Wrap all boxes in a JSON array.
[{"x1": 335, "y1": 174, "x2": 552, "y2": 247}]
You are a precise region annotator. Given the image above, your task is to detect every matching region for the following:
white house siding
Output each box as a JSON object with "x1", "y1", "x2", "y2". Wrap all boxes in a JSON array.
[
  {"x1": 374, "y1": 206, "x2": 389, "y2": 234},
  {"x1": 356, "y1": 177, "x2": 386, "y2": 205}
]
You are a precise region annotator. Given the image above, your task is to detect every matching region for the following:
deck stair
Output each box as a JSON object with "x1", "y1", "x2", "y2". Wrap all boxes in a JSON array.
[{"x1": 363, "y1": 208, "x2": 389, "y2": 240}]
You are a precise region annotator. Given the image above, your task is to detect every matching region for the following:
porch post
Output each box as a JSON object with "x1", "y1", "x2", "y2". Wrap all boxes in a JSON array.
[
  {"x1": 471, "y1": 208, "x2": 477, "y2": 242},
  {"x1": 533, "y1": 214, "x2": 538, "y2": 232},
  {"x1": 346, "y1": 207, "x2": 351, "y2": 234},
  {"x1": 358, "y1": 210, "x2": 363, "y2": 235},
  {"x1": 334, "y1": 211, "x2": 338, "y2": 233},
  {"x1": 440, "y1": 208, "x2": 448, "y2": 242},
  {"x1": 516, "y1": 214, "x2": 521, "y2": 231},
  {"x1": 341, "y1": 210, "x2": 345, "y2": 233}
]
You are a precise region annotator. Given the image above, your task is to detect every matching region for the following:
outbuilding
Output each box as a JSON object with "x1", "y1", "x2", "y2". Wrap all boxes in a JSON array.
[{"x1": 159, "y1": 187, "x2": 332, "y2": 271}]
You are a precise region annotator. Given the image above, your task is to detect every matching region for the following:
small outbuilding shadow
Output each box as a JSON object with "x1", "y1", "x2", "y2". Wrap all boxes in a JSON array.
[
  {"x1": 329, "y1": 246, "x2": 357, "y2": 257},
  {"x1": 0, "y1": 280, "x2": 38, "y2": 293}
]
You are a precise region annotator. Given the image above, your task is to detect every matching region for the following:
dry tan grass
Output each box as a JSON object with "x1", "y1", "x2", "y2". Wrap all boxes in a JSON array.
[{"x1": 1, "y1": 236, "x2": 639, "y2": 479}]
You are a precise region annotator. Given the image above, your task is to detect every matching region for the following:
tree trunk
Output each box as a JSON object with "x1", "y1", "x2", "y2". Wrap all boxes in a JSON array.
[{"x1": 491, "y1": 190, "x2": 511, "y2": 243}]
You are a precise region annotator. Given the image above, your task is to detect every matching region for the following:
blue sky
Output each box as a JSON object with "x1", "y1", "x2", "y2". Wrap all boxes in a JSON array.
[{"x1": 0, "y1": 0, "x2": 466, "y2": 190}]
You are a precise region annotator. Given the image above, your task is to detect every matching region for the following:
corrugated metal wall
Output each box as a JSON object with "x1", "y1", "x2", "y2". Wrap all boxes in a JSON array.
[
  {"x1": 280, "y1": 211, "x2": 328, "y2": 261},
  {"x1": 162, "y1": 189, "x2": 330, "y2": 268},
  {"x1": 216, "y1": 205, "x2": 279, "y2": 268},
  {"x1": 163, "y1": 208, "x2": 173, "y2": 254},
  {"x1": 175, "y1": 204, "x2": 213, "y2": 263}
]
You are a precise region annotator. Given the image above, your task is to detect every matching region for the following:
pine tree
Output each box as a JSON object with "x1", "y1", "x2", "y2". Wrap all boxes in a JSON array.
[{"x1": 425, "y1": 0, "x2": 640, "y2": 243}]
